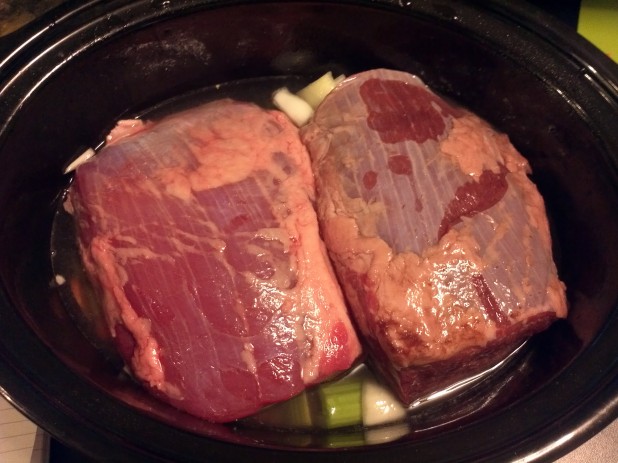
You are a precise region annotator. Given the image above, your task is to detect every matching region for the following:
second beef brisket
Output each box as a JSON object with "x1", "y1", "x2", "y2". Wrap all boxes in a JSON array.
[{"x1": 302, "y1": 69, "x2": 567, "y2": 404}]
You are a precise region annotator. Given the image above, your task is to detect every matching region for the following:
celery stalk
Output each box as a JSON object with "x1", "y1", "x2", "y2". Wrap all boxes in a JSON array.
[
  {"x1": 318, "y1": 378, "x2": 362, "y2": 429},
  {"x1": 324, "y1": 430, "x2": 365, "y2": 448},
  {"x1": 250, "y1": 391, "x2": 313, "y2": 428}
]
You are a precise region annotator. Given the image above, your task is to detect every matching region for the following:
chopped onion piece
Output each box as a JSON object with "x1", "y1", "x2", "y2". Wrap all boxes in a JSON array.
[
  {"x1": 64, "y1": 148, "x2": 96, "y2": 174},
  {"x1": 296, "y1": 71, "x2": 343, "y2": 109},
  {"x1": 364, "y1": 422, "x2": 410, "y2": 445},
  {"x1": 272, "y1": 88, "x2": 314, "y2": 126},
  {"x1": 361, "y1": 376, "x2": 407, "y2": 426}
]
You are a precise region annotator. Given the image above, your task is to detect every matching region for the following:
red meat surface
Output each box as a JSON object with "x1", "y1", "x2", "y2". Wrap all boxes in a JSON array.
[
  {"x1": 301, "y1": 69, "x2": 567, "y2": 404},
  {"x1": 69, "y1": 99, "x2": 361, "y2": 422}
]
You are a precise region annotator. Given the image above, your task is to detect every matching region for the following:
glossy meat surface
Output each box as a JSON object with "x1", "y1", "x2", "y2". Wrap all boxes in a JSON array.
[
  {"x1": 69, "y1": 99, "x2": 361, "y2": 422},
  {"x1": 302, "y1": 69, "x2": 567, "y2": 404}
]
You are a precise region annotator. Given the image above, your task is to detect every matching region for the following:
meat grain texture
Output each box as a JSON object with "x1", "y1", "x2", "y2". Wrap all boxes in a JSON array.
[
  {"x1": 301, "y1": 69, "x2": 567, "y2": 404},
  {"x1": 69, "y1": 99, "x2": 361, "y2": 422}
]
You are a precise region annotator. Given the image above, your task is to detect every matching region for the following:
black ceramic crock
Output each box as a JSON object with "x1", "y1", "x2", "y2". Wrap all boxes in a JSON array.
[{"x1": 0, "y1": 1, "x2": 617, "y2": 461}]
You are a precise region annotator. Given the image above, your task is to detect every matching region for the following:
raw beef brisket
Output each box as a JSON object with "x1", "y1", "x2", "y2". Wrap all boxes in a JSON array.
[
  {"x1": 69, "y1": 99, "x2": 361, "y2": 422},
  {"x1": 301, "y1": 69, "x2": 567, "y2": 404}
]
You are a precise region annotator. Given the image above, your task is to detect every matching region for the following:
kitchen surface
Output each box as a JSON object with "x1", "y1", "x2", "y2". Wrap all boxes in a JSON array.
[{"x1": 0, "y1": 1, "x2": 616, "y2": 462}]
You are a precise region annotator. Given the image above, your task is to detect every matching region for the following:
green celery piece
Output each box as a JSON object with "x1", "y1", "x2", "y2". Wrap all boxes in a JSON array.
[
  {"x1": 318, "y1": 377, "x2": 362, "y2": 429},
  {"x1": 323, "y1": 430, "x2": 366, "y2": 448},
  {"x1": 251, "y1": 391, "x2": 312, "y2": 428}
]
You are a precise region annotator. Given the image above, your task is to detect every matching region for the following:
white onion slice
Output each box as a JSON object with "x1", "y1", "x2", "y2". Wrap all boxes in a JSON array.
[
  {"x1": 272, "y1": 88, "x2": 314, "y2": 127},
  {"x1": 296, "y1": 71, "x2": 342, "y2": 109},
  {"x1": 64, "y1": 148, "x2": 96, "y2": 174}
]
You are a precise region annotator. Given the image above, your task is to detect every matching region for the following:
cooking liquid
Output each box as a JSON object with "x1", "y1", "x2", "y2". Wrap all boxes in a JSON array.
[{"x1": 50, "y1": 75, "x2": 527, "y2": 446}]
